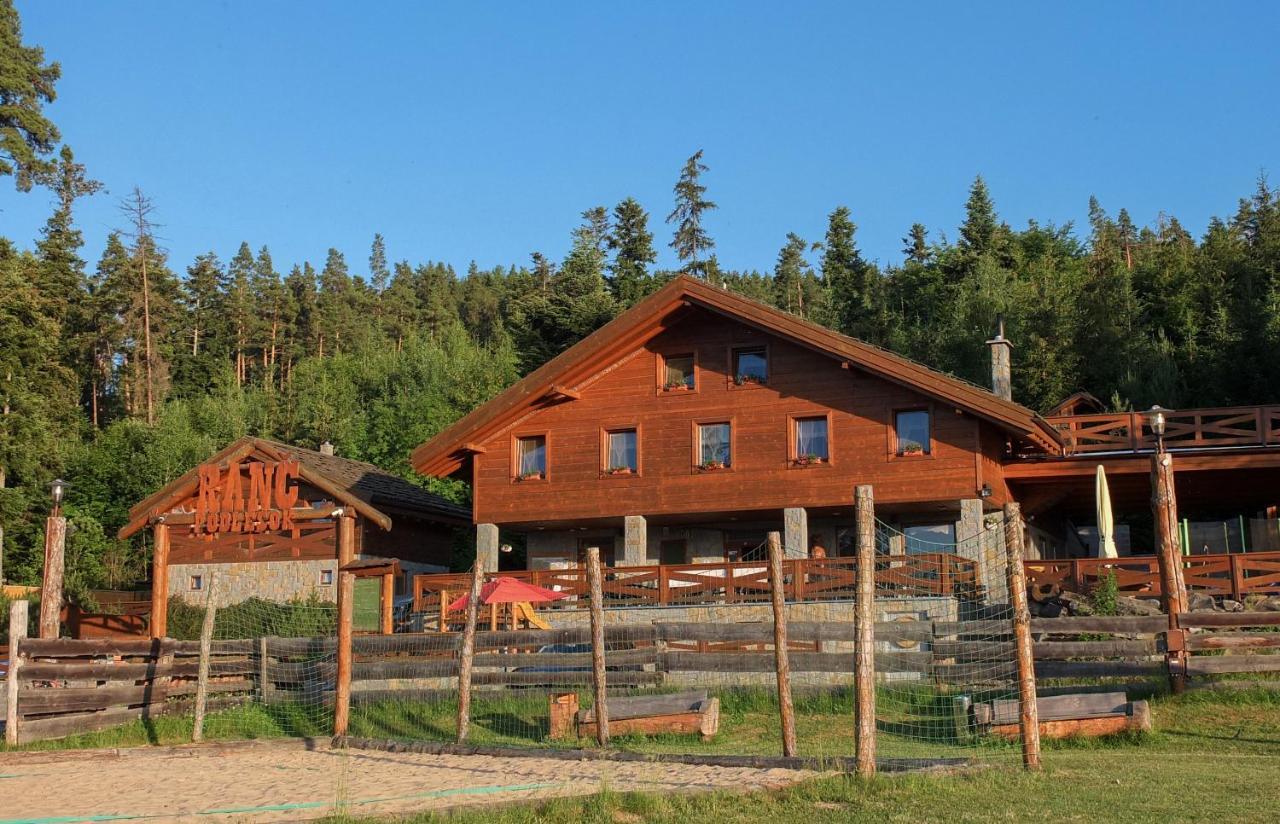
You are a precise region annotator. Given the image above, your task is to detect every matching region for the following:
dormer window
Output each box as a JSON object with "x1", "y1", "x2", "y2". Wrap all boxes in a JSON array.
[
  {"x1": 514, "y1": 434, "x2": 547, "y2": 481},
  {"x1": 732, "y1": 346, "x2": 768, "y2": 386}
]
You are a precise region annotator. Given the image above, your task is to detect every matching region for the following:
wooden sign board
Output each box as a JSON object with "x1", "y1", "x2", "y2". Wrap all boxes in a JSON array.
[{"x1": 193, "y1": 460, "x2": 302, "y2": 534}]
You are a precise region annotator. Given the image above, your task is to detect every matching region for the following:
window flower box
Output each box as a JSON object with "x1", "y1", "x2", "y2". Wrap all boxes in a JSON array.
[
  {"x1": 515, "y1": 470, "x2": 545, "y2": 482},
  {"x1": 733, "y1": 373, "x2": 767, "y2": 386},
  {"x1": 663, "y1": 381, "x2": 692, "y2": 392},
  {"x1": 794, "y1": 453, "x2": 827, "y2": 467},
  {"x1": 698, "y1": 460, "x2": 728, "y2": 472},
  {"x1": 606, "y1": 466, "x2": 633, "y2": 476},
  {"x1": 898, "y1": 442, "x2": 925, "y2": 457}
]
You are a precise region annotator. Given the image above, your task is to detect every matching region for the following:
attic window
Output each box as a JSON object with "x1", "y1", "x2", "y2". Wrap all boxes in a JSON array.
[
  {"x1": 895, "y1": 409, "x2": 931, "y2": 456},
  {"x1": 732, "y1": 347, "x2": 768, "y2": 386},
  {"x1": 514, "y1": 435, "x2": 547, "y2": 481},
  {"x1": 662, "y1": 354, "x2": 696, "y2": 392}
]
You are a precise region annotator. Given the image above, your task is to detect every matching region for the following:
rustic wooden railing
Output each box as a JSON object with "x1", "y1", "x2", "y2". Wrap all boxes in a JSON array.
[
  {"x1": 412, "y1": 554, "x2": 981, "y2": 615},
  {"x1": 1043, "y1": 405, "x2": 1280, "y2": 456},
  {"x1": 1024, "y1": 550, "x2": 1280, "y2": 601}
]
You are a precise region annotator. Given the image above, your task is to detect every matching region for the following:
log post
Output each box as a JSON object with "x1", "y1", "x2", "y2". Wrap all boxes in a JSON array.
[
  {"x1": 766, "y1": 531, "x2": 797, "y2": 756},
  {"x1": 381, "y1": 571, "x2": 394, "y2": 635},
  {"x1": 586, "y1": 546, "x2": 609, "y2": 746},
  {"x1": 1003, "y1": 502, "x2": 1041, "y2": 770},
  {"x1": 1151, "y1": 451, "x2": 1188, "y2": 694},
  {"x1": 6, "y1": 599, "x2": 27, "y2": 745},
  {"x1": 438, "y1": 589, "x2": 449, "y2": 633},
  {"x1": 192, "y1": 573, "x2": 219, "y2": 742},
  {"x1": 258, "y1": 636, "x2": 270, "y2": 704},
  {"x1": 455, "y1": 558, "x2": 484, "y2": 743},
  {"x1": 39, "y1": 516, "x2": 67, "y2": 639},
  {"x1": 338, "y1": 511, "x2": 357, "y2": 567},
  {"x1": 854, "y1": 485, "x2": 877, "y2": 776},
  {"x1": 334, "y1": 570, "x2": 354, "y2": 736},
  {"x1": 150, "y1": 522, "x2": 170, "y2": 639}
]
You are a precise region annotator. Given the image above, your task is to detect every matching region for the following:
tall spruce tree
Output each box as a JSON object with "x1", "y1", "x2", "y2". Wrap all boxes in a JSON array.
[
  {"x1": 0, "y1": 0, "x2": 61, "y2": 190},
  {"x1": 823, "y1": 206, "x2": 879, "y2": 340},
  {"x1": 667, "y1": 150, "x2": 717, "y2": 278},
  {"x1": 607, "y1": 197, "x2": 656, "y2": 305},
  {"x1": 224, "y1": 242, "x2": 256, "y2": 385}
]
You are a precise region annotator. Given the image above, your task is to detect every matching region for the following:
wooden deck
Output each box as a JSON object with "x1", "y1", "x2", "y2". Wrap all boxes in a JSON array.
[
  {"x1": 1043, "y1": 405, "x2": 1280, "y2": 456},
  {"x1": 1024, "y1": 549, "x2": 1280, "y2": 600},
  {"x1": 413, "y1": 554, "x2": 981, "y2": 613}
]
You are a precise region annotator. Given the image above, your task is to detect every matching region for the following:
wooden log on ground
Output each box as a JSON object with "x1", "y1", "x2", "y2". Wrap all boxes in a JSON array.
[{"x1": 577, "y1": 691, "x2": 719, "y2": 742}]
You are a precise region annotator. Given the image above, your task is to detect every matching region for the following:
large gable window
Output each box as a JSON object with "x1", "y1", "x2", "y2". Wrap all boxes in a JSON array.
[
  {"x1": 696, "y1": 422, "x2": 732, "y2": 470},
  {"x1": 515, "y1": 434, "x2": 547, "y2": 481},
  {"x1": 895, "y1": 409, "x2": 931, "y2": 456},
  {"x1": 732, "y1": 346, "x2": 768, "y2": 386}
]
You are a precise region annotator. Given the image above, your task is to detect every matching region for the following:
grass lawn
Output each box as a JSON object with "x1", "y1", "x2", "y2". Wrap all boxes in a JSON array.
[{"x1": 326, "y1": 686, "x2": 1280, "y2": 824}]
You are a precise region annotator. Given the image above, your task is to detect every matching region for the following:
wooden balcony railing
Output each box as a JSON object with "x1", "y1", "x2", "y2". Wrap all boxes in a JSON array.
[
  {"x1": 1024, "y1": 550, "x2": 1280, "y2": 601},
  {"x1": 1043, "y1": 405, "x2": 1280, "y2": 456},
  {"x1": 412, "y1": 553, "x2": 981, "y2": 614}
]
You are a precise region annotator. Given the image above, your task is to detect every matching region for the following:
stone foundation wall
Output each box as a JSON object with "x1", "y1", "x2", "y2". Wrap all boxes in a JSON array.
[{"x1": 168, "y1": 560, "x2": 338, "y2": 607}]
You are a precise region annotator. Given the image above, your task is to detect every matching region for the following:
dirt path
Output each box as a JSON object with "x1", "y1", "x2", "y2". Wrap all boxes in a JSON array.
[{"x1": 0, "y1": 740, "x2": 815, "y2": 823}]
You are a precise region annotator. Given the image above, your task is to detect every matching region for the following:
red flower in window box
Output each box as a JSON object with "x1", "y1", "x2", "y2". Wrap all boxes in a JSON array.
[
  {"x1": 663, "y1": 380, "x2": 691, "y2": 392},
  {"x1": 794, "y1": 453, "x2": 827, "y2": 466},
  {"x1": 606, "y1": 466, "x2": 633, "y2": 476},
  {"x1": 698, "y1": 460, "x2": 728, "y2": 471},
  {"x1": 899, "y1": 442, "x2": 925, "y2": 457}
]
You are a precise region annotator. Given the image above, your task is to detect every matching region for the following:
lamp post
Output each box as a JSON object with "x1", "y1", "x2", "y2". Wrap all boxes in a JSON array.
[
  {"x1": 40, "y1": 478, "x2": 69, "y2": 639},
  {"x1": 1146, "y1": 405, "x2": 1186, "y2": 692}
]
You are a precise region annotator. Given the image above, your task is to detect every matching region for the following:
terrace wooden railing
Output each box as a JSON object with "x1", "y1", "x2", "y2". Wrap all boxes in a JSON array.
[
  {"x1": 1043, "y1": 405, "x2": 1280, "y2": 456},
  {"x1": 412, "y1": 554, "x2": 981, "y2": 616},
  {"x1": 1024, "y1": 550, "x2": 1280, "y2": 601}
]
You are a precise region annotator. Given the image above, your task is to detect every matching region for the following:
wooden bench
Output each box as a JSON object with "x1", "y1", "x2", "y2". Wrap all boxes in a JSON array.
[
  {"x1": 550, "y1": 691, "x2": 720, "y2": 741},
  {"x1": 975, "y1": 691, "x2": 1151, "y2": 740}
]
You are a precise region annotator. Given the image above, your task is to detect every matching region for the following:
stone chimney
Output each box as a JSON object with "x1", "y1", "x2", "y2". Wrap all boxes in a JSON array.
[
  {"x1": 986, "y1": 314, "x2": 1013, "y2": 401},
  {"x1": 319, "y1": 440, "x2": 335, "y2": 456}
]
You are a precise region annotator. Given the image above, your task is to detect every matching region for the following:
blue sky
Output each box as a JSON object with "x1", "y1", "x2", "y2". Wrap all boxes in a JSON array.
[{"x1": 4, "y1": 1, "x2": 1279, "y2": 277}]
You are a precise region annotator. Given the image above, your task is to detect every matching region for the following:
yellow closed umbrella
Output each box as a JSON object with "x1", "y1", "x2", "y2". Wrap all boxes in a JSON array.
[{"x1": 1095, "y1": 464, "x2": 1118, "y2": 559}]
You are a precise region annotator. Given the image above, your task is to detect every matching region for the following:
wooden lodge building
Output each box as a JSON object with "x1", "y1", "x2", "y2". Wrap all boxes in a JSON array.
[
  {"x1": 120, "y1": 437, "x2": 469, "y2": 635},
  {"x1": 411, "y1": 275, "x2": 1280, "y2": 603}
]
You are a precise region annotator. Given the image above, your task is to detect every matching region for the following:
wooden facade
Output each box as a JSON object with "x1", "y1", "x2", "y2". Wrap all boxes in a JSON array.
[{"x1": 412, "y1": 275, "x2": 1280, "y2": 574}]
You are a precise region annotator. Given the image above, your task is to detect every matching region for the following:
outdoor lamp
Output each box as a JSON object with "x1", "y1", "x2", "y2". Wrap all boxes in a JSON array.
[
  {"x1": 1145, "y1": 405, "x2": 1168, "y2": 451},
  {"x1": 50, "y1": 478, "x2": 68, "y2": 515},
  {"x1": 500, "y1": 544, "x2": 514, "y2": 554}
]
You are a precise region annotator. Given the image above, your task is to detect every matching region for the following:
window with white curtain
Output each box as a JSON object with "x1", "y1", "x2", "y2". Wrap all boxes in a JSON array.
[
  {"x1": 794, "y1": 416, "x2": 829, "y2": 461},
  {"x1": 516, "y1": 435, "x2": 546, "y2": 478},
  {"x1": 606, "y1": 429, "x2": 638, "y2": 472},
  {"x1": 698, "y1": 422, "x2": 731, "y2": 467}
]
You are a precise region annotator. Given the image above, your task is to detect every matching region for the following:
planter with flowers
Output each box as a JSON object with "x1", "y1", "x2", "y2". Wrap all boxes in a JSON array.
[
  {"x1": 606, "y1": 465, "x2": 634, "y2": 476},
  {"x1": 515, "y1": 470, "x2": 545, "y2": 482},
  {"x1": 794, "y1": 453, "x2": 827, "y2": 467},
  {"x1": 698, "y1": 460, "x2": 728, "y2": 472},
  {"x1": 733, "y1": 373, "x2": 767, "y2": 387},
  {"x1": 663, "y1": 380, "x2": 692, "y2": 392},
  {"x1": 898, "y1": 442, "x2": 926, "y2": 457}
]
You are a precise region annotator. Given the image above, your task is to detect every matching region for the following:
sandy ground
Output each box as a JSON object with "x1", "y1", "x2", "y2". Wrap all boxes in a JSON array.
[{"x1": 0, "y1": 740, "x2": 815, "y2": 823}]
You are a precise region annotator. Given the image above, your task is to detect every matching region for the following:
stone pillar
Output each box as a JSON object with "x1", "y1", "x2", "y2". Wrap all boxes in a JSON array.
[
  {"x1": 476, "y1": 523, "x2": 499, "y2": 571},
  {"x1": 956, "y1": 499, "x2": 990, "y2": 596},
  {"x1": 622, "y1": 515, "x2": 647, "y2": 566},
  {"x1": 784, "y1": 507, "x2": 808, "y2": 559}
]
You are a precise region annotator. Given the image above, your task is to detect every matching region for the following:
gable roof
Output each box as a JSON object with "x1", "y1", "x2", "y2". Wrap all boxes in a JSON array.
[
  {"x1": 120, "y1": 436, "x2": 470, "y2": 539},
  {"x1": 411, "y1": 275, "x2": 1064, "y2": 476},
  {"x1": 1045, "y1": 391, "x2": 1106, "y2": 417}
]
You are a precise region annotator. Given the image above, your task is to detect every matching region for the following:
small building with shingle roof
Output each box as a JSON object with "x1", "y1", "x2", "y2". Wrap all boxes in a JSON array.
[{"x1": 119, "y1": 436, "x2": 470, "y2": 636}]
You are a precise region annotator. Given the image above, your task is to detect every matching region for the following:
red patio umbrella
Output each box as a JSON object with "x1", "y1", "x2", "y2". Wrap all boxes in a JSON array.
[{"x1": 447, "y1": 577, "x2": 568, "y2": 611}]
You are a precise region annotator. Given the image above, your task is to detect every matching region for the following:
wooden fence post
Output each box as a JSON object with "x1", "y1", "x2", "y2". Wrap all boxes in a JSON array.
[
  {"x1": 258, "y1": 637, "x2": 270, "y2": 704},
  {"x1": 1003, "y1": 502, "x2": 1042, "y2": 770},
  {"x1": 586, "y1": 546, "x2": 609, "y2": 746},
  {"x1": 1152, "y1": 451, "x2": 1188, "y2": 694},
  {"x1": 766, "y1": 531, "x2": 796, "y2": 757},
  {"x1": 854, "y1": 485, "x2": 877, "y2": 776},
  {"x1": 334, "y1": 570, "x2": 354, "y2": 736},
  {"x1": 39, "y1": 516, "x2": 66, "y2": 639},
  {"x1": 192, "y1": 573, "x2": 219, "y2": 742},
  {"x1": 150, "y1": 522, "x2": 170, "y2": 639},
  {"x1": 455, "y1": 559, "x2": 484, "y2": 743},
  {"x1": 6, "y1": 599, "x2": 28, "y2": 745}
]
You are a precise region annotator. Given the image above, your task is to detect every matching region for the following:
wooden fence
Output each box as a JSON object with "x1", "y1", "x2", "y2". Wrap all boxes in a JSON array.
[
  {"x1": 1024, "y1": 550, "x2": 1280, "y2": 601},
  {"x1": 413, "y1": 554, "x2": 981, "y2": 616},
  {"x1": 1043, "y1": 404, "x2": 1280, "y2": 456}
]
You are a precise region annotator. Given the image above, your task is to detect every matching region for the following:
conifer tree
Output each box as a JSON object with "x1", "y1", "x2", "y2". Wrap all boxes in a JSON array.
[
  {"x1": 0, "y1": 0, "x2": 61, "y2": 190},
  {"x1": 317, "y1": 249, "x2": 353, "y2": 357},
  {"x1": 607, "y1": 197, "x2": 656, "y2": 305},
  {"x1": 667, "y1": 150, "x2": 717, "y2": 278},
  {"x1": 224, "y1": 242, "x2": 255, "y2": 385},
  {"x1": 252, "y1": 246, "x2": 285, "y2": 379},
  {"x1": 369, "y1": 233, "x2": 390, "y2": 292},
  {"x1": 773, "y1": 232, "x2": 812, "y2": 316},
  {"x1": 823, "y1": 206, "x2": 880, "y2": 339}
]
